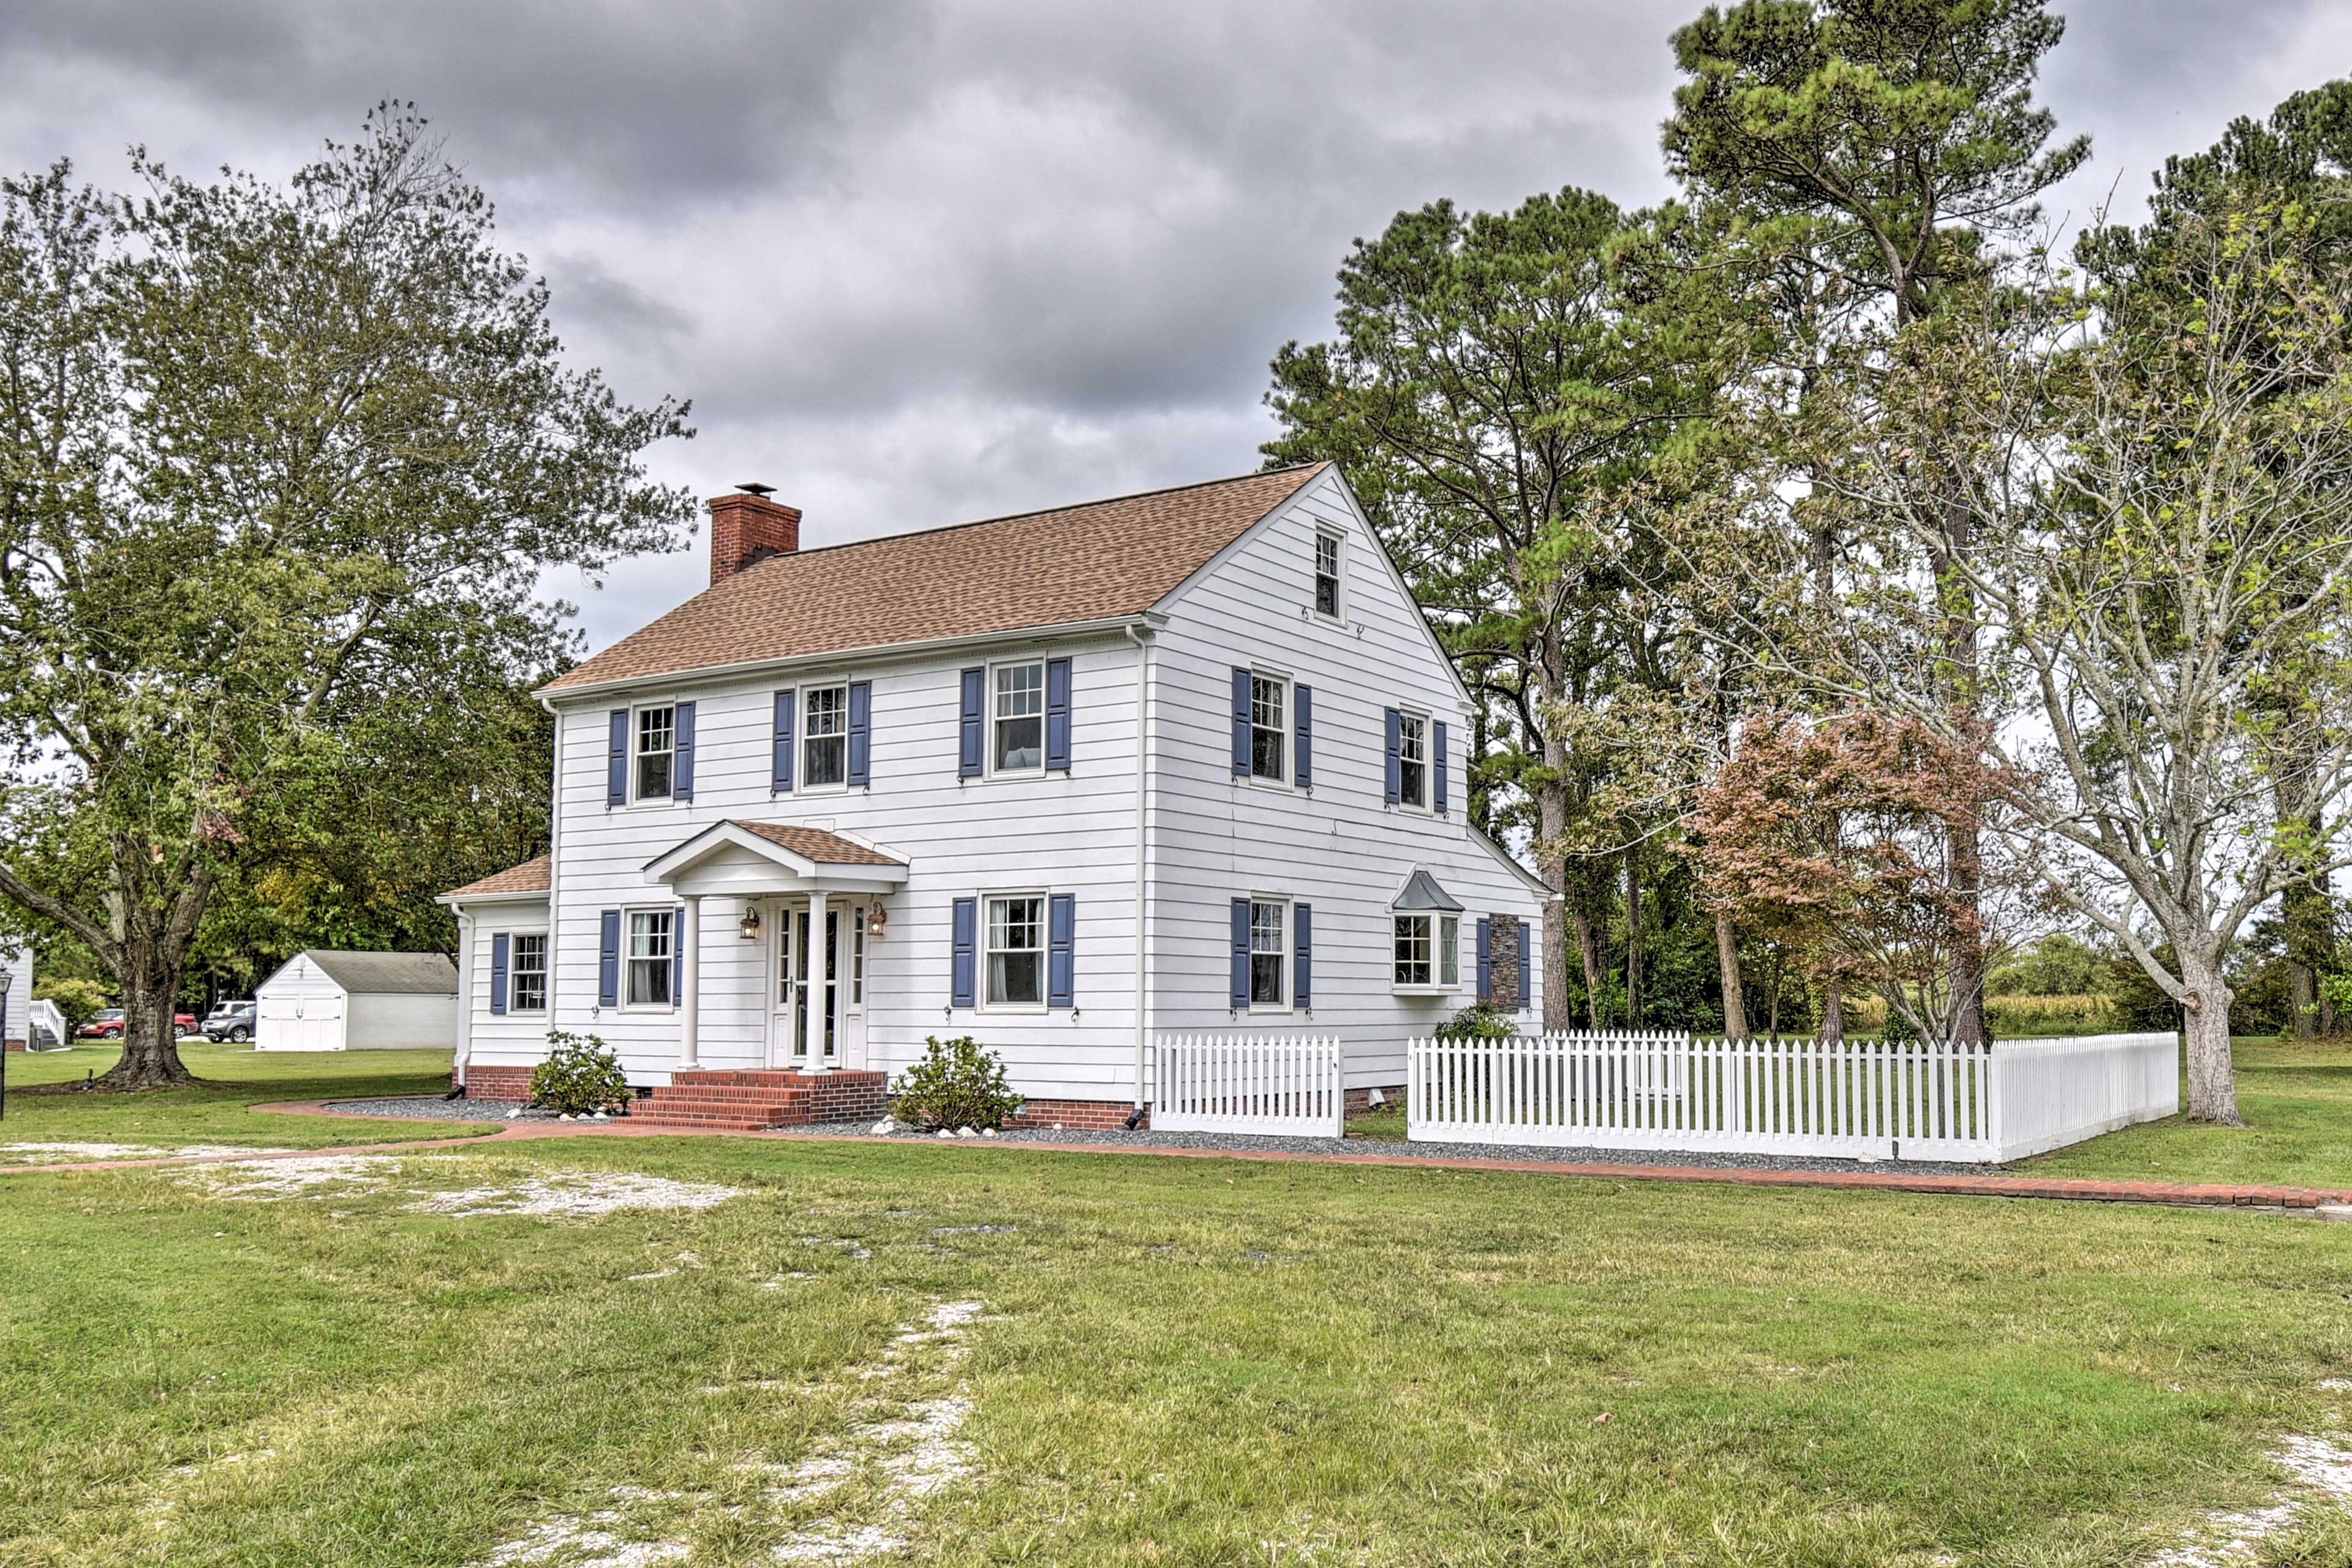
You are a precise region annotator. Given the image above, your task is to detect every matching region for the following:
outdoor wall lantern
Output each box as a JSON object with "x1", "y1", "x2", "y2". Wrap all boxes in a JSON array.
[
  {"x1": 866, "y1": 905, "x2": 888, "y2": 940},
  {"x1": 737, "y1": 904, "x2": 763, "y2": 942}
]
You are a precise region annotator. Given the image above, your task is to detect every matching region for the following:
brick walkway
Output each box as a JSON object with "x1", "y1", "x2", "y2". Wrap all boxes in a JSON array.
[{"x1": 2, "y1": 1099, "x2": 2345, "y2": 1213}]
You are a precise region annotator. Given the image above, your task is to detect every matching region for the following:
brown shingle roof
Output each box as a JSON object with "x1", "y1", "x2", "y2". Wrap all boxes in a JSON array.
[
  {"x1": 543, "y1": 464, "x2": 1329, "y2": 693},
  {"x1": 442, "y1": 855, "x2": 551, "y2": 900},
  {"x1": 730, "y1": 821, "x2": 905, "y2": 867}
]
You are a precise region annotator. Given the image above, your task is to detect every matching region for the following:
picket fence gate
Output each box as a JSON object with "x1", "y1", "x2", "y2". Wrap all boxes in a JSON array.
[
  {"x1": 1152, "y1": 1033, "x2": 1346, "y2": 1137},
  {"x1": 1406, "y1": 1030, "x2": 2177, "y2": 1163}
]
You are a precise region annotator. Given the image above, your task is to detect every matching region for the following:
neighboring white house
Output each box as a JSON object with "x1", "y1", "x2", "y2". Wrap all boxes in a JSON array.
[
  {"x1": 1, "y1": 944, "x2": 30, "y2": 1050},
  {"x1": 440, "y1": 464, "x2": 1551, "y2": 1124},
  {"x1": 255, "y1": 951, "x2": 459, "y2": 1052}
]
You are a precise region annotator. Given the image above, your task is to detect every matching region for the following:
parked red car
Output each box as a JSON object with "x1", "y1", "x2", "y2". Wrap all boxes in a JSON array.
[{"x1": 75, "y1": 1008, "x2": 199, "y2": 1039}]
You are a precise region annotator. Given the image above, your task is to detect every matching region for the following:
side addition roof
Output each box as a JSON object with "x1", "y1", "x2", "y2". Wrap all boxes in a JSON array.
[
  {"x1": 541, "y1": 464, "x2": 1330, "y2": 695},
  {"x1": 440, "y1": 856, "x2": 551, "y2": 901}
]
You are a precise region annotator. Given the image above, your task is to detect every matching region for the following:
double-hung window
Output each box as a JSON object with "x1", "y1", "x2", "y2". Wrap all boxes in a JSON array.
[
  {"x1": 1250, "y1": 674, "x2": 1286, "y2": 783},
  {"x1": 1393, "y1": 913, "x2": 1460, "y2": 990},
  {"x1": 1313, "y1": 530, "x2": 1343, "y2": 619},
  {"x1": 634, "y1": 706, "x2": 676, "y2": 802},
  {"x1": 1249, "y1": 899, "x2": 1287, "y2": 1007},
  {"x1": 985, "y1": 894, "x2": 1045, "y2": 1007},
  {"x1": 626, "y1": 910, "x2": 674, "y2": 1008},
  {"x1": 993, "y1": 662, "x2": 1045, "y2": 774},
  {"x1": 510, "y1": 933, "x2": 548, "y2": 1012},
  {"x1": 1397, "y1": 712, "x2": 1430, "y2": 809},
  {"x1": 803, "y1": 683, "x2": 848, "y2": 788}
]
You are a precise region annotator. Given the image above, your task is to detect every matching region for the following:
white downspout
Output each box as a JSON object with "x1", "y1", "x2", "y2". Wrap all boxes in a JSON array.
[
  {"x1": 1127, "y1": 625, "x2": 1153, "y2": 1116},
  {"x1": 453, "y1": 910, "x2": 475, "y2": 1090}
]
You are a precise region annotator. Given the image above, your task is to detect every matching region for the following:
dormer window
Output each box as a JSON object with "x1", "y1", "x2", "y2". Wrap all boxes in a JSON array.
[
  {"x1": 634, "y1": 706, "x2": 676, "y2": 801},
  {"x1": 1313, "y1": 529, "x2": 1343, "y2": 619}
]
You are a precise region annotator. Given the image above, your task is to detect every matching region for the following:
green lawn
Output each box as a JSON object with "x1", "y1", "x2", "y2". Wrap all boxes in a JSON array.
[
  {"x1": 4, "y1": 1048, "x2": 2352, "y2": 1564},
  {"x1": 1, "y1": 1041, "x2": 486, "y2": 1155}
]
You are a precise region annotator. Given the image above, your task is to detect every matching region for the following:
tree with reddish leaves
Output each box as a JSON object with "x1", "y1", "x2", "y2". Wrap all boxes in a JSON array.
[{"x1": 1694, "y1": 709, "x2": 2016, "y2": 1043}]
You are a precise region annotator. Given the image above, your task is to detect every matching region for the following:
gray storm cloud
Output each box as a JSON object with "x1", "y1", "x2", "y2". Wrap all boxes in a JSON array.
[{"x1": 1, "y1": 0, "x2": 2341, "y2": 649}]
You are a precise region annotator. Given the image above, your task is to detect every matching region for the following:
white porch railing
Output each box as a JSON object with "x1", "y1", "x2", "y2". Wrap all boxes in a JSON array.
[
  {"x1": 1153, "y1": 1033, "x2": 1346, "y2": 1137},
  {"x1": 1406, "y1": 1030, "x2": 2178, "y2": 1163}
]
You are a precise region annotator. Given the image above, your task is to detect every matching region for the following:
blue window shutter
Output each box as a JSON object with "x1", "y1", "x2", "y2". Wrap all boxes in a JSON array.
[
  {"x1": 959, "y1": 668, "x2": 986, "y2": 778},
  {"x1": 951, "y1": 897, "x2": 977, "y2": 1006},
  {"x1": 598, "y1": 910, "x2": 621, "y2": 1008},
  {"x1": 1231, "y1": 668, "x2": 1251, "y2": 776},
  {"x1": 1047, "y1": 892, "x2": 1075, "y2": 1007},
  {"x1": 1476, "y1": 917, "x2": 1493, "y2": 1003},
  {"x1": 846, "y1": 680, "x2": 872, "y2": 786},
  {"x1": 1044, "y1": 657, "x2": 1072, "y2": 772},
  {"x1": 489, "y1": 933, "x2": 510, "y2": 1016},
  {"x1": 607, "y1": 710, "x2": 628, "y2": 807},
  {"x1": 1384, "y1": 708, "x2": 1403, "y2": 804},
  {"x1": 671, "y1": 905, "x2": 686, "y2": 1005},
  {"x1": 1229, "y1": 899, "x2": 1250, "y2": 1008},
  {"x1": 772, "y1": 690, "x2": 796, "y2": 793},
  {"x1": 1517, "y1": 918, "x2": 1532, "y2": 1009},
  {"x1": 1294, "y1": 684, "x2": 1313, "y2": 790},
  {"x1": 673, "y1": 701, "x2": 696, "y2": 802},
  {"x1": 1433, "y1": 719, "x2": 1447, "y2": 816},
  {"x1": 1293, "y1": 903, "x2": 1312, "y2": 1009}
]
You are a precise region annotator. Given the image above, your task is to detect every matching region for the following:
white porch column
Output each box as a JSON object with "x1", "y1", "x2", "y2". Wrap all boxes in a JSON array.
[
  {"x1": 803, "y1": 886, "x2": 829, "y2": 1071},
  {"x1": 677, "y1": 894, "x2": 703, "y2": 1069}
]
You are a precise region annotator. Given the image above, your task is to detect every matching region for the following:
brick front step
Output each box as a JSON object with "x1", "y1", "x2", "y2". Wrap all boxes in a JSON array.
[{"x1": 630, "y1": 1068, "x2": 888, "y2": 1131}]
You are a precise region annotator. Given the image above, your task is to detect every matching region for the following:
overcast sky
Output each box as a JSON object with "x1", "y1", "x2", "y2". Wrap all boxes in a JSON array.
[{"x1": 3, "y1": 0, "x2": 2345, "y2": 652}]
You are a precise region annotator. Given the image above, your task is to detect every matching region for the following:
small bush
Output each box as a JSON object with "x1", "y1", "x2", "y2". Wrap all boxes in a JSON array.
[
  {"x1": 1436, "y1": 1001, "x2": 1515, "y2": 1041},
  {"x1": 530, "y1": 1030, "x2": 631, "y2": 1114},
  {"x1": 890, "y1": 1036, "x2": 1023, "y2": 1130},
  {"x1": 33, "y1": 978, "x2": 110, "y2": 1035}
]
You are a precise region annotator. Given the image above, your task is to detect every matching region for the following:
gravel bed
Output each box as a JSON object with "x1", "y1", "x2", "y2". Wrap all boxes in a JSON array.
[
  {"x1": 326, "y1": 1096, "x2": 567, "y2": 1123},
  {"x1": 325, "y1": 1097, "x2": 1996, "y2": 1174},
  {"x1": 780, "y1": 1120, "x2": 1998, "y2": 1175}
]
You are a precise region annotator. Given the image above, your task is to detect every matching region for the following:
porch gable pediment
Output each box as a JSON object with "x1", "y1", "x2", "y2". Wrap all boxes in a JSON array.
[{"x1": 643, "y1": 819, "x2": 910, "y2": 897}]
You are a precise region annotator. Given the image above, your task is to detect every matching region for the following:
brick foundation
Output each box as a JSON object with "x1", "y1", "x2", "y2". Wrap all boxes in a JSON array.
[
  {"x1": 1344, "y1": 1085, "x2": 1405, "y2": 1117},
  {"x1": 1008, "y1": 1097, "x2": 1145, "y2": 1131},
  {"x1": 456, "y1": 1064, "x2": 535, "y2": 1101},
  {"x1": 4, "y1": 1039, "x2": 26, "y2": 1053}
]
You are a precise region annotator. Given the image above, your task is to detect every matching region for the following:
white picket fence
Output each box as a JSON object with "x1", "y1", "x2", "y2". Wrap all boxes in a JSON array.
[
  {"x1": 1406, "y1": 1030, "x2": 2178, "y2": 1163},
  {"x1": 1153, "y1": 1033, "x2": 1346, "y2": 1137}
]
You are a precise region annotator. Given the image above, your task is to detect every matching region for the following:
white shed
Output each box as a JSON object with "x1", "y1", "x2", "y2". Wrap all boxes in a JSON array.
[{"x1": 255, "y1": 951, "x2": 459, "y2": 1052}]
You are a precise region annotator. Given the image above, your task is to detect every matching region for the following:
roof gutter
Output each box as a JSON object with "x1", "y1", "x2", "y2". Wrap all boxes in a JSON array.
[{"x1": 535, "y1": 613, "x2": 1163, "y2": 710}]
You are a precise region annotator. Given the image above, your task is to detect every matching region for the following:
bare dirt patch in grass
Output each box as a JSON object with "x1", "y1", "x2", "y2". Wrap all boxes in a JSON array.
[
  {"x1": 473, "y1": 1298, "x2": 987, "y2": 1567},
  {"x1": 2150, "y1": 1429, "x2": 2352, "y2": 1565},
  {"x1": 0, "y1": 1141, "x2": 297, "y2": 1163},
  {"x1": 183, "y1": 1153, "x2": 741, "y2": 1218}
]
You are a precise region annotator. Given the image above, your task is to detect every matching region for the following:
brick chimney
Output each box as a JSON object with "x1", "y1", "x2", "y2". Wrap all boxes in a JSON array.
[{"x1": 708, "y1": 484, "x2": 802, "y2": 584}]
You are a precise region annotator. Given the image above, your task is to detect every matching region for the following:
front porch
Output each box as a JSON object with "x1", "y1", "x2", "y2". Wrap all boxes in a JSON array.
[{"x1": 643, "y1": 818, "x2": 910, "y2": 1085}]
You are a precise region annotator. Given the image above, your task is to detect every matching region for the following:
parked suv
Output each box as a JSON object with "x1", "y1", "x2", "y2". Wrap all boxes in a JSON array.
[
  {"x1": 75, "y1": 1008, "x2": 198, "y2": 1039},
  {"x1": 202, "y1": 1002, "x2": 257, "y2": 1043}
]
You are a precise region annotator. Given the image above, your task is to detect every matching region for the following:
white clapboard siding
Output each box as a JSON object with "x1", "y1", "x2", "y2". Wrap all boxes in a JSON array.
[
  {"x1": 1153, "y1": 1033, "x2": 1346, "y2": 1137},
  {"x1": 1408, "y1": 1031, "x2": 2179, "y2": 1162}
]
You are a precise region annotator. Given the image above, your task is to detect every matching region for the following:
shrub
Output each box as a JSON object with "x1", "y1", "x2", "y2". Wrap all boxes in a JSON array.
[
  {"x1": 890, "y1": 1036, "x2": 1023, "y2": 1130},
  {"x1": 1877, "y1": 1004, "x2": 1920, "y2": 1044},
  {"x1": 1435, "y1": 1001, "x2": 1515, "y2": 1042},
  {"x1": 530, "y1": 1030, "x2": 631, "y2": 1114},
  {"x1": 33, "y1": 978, "x2": 110, "y2": 1035}
]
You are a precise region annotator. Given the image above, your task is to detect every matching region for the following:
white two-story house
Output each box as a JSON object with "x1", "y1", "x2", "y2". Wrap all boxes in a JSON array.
[{"x1": 440, "y1": 463, "x2": 1548, "y2": 1128}]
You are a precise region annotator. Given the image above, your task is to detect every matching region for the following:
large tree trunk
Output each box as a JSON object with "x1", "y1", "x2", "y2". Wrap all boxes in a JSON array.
[
  {"x1": 2179, "y1": 948, "x2": 2241, "y2": 1126},
  {"x1": 100, "y1": 937, "x2": 197, "y2": 1089},
  {"x1": 1714, "y1": 909, "x2": 1748, "y2": 1041},
  {"x1": 2282, "y1": 873, "x2": 2331, "y2": 1040},
  {"x1": 1536, "y1": 728, "x2": 1574, "y2": 1033},
  {"x1": 1623, "y1": 851, "x2": 1642, "y2": 1028},
  {"x1": 1820, "y1": 976, "x2": 1844, "y2": 1043}
]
